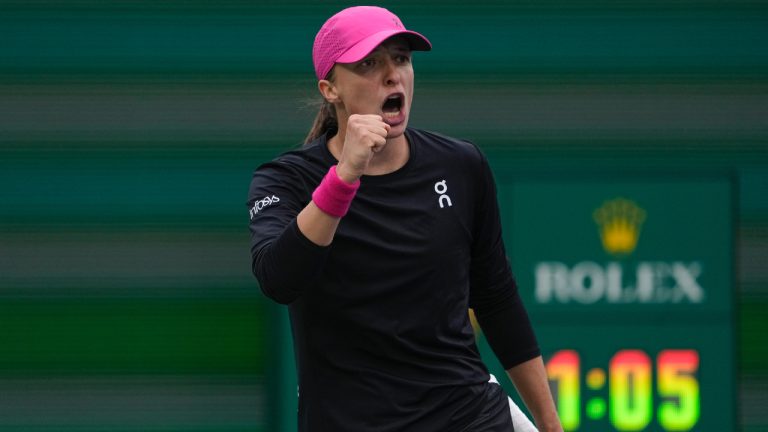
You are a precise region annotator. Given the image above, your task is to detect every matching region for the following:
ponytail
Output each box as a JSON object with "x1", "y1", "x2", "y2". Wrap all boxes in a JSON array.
[
  {"x1": 304, "y1": 99, "x2": 337, "y2": 145},
  {"x1": 304, "y1": 69, "x2": 338, "y2": 145}
]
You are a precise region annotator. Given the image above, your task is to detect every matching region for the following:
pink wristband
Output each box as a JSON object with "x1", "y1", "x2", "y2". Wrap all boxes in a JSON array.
[{"x1": 312, "y1": 165, "x2": 360, "y2": 218}]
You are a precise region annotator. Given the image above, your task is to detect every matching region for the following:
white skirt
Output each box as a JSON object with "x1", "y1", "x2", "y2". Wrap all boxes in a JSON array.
[{"x1": 488, "y1": 374, "x2": 539, "y2": 432}]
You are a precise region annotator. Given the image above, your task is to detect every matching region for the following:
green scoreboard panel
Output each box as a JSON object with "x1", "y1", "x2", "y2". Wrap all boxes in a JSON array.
[{"x1": 480, "y1": 174, "x2": 735, "y2": 432}]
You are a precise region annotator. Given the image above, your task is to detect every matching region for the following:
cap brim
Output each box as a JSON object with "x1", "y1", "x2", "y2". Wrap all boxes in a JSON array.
[{"x1": 335, "y1": 30, "x2": 432, "y2": 64}]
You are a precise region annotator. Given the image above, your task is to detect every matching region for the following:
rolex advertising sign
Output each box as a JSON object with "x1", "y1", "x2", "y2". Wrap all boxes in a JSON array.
[
  {"x1": 506, "y1": 177, "x2": 733, "y2": 315},
  {"x1": 483, "y1": 175, "x2": 735, "y2": 432},
  {"x1": 533, "y1": 195, "x2": 706, "y2": 308}
]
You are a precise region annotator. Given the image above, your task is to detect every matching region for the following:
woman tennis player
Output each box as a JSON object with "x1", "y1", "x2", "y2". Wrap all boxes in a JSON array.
[{"x1": 248, "y1": 6, "x2": 563, "y2": 432}]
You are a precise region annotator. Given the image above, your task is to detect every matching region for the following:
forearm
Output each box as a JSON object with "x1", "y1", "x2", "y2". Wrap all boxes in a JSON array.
[
  {"x1": 297, "y1": 162, "x2": 361, "y2": 246},
  {"x1": 297, "y1": 201, "x2": 342, "y2": 246},
  {"x1": 506, "y1": 356, "x2": 563, "y2": 432},
  {"x1": 473, "y1": 289, "x2": 540, "y2": 369}
]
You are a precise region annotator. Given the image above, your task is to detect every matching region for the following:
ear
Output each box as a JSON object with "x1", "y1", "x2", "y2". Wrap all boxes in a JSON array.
[{"x1": 318, "y1": 79, "x2": 339, "y2": 103}]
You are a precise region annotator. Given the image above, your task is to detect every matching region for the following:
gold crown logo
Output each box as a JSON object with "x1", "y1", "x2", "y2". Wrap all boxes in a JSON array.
[{"x1": 593, "y1": 197, "x2": 646, "y2": 256}]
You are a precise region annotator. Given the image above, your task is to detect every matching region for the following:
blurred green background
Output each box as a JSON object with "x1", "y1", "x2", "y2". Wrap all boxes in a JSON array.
[{"x1": 0, "y1": 1, "x2": 766, "y2": 431}]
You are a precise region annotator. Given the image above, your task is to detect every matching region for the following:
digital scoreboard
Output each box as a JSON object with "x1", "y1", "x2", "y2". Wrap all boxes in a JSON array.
[{"x1": 479, "y1": 174, "x2": 735, "y2": 431}]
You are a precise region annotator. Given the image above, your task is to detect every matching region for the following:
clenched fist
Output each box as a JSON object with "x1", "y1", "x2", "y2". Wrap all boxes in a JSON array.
[{"x1": 336, "y1": 114, "x2": 390, "y2": 183}]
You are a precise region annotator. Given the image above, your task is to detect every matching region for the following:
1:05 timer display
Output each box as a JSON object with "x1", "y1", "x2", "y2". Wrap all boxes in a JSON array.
[{"x1": 546, "y1": 349, "x2": 700, "y2": 431}]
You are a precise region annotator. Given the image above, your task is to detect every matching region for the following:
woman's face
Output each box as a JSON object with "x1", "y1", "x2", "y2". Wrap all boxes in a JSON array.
[{"x1": 327, "y1": 37, "x2": 415, "y2": 138}]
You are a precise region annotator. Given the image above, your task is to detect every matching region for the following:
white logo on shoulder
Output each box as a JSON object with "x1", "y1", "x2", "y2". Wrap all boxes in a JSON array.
[
  {"x1": 434, "y1": 180, "x2": 452, "y2": 208},
  {"x1": 249, "y1": 195, "x2": 280, "y2": 219}
]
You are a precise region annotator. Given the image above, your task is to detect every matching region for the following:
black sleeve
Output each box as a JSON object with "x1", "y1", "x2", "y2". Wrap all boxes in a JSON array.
[
  {"x1": 468, "y1": 149, "x2": 541, "y2": 369},
  {"x1": 247, "y1": 162, "x2": 330, "y2": 304}
]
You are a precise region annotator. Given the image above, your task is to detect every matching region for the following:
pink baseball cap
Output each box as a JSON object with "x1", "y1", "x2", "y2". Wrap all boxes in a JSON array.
[{"x1": 312, "y1": 6, "x2": 432, "y2": 80}]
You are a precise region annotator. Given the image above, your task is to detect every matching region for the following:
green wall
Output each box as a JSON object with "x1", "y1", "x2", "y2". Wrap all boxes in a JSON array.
[{"x1": 1, "y1": 1, "x2": 766, "y2": 431}]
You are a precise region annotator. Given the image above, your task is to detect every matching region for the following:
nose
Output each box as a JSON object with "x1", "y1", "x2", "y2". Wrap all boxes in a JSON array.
[{"x1": 382, "y1": 58, "x2": 399, "y2": 86}]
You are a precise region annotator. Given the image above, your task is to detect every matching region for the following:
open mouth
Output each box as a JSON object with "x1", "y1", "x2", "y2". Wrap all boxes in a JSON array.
[{"x1": 381, "y1": 93, "x2": 404, "y2": 119}]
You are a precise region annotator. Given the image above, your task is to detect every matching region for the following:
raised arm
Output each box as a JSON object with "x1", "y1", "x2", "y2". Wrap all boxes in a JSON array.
[{"x1": 249, "y1": 114, "x2": 389, "y2": 303}]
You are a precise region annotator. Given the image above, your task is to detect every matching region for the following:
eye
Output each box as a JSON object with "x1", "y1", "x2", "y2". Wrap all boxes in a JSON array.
[
  {"x1": 358, "y1": 58, "x2": 376, "y2": 69},
  {"x1": 395, "y1": 54, "x2": 411, "y2": 64}
]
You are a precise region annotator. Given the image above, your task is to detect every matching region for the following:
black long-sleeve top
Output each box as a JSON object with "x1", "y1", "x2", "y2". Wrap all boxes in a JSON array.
[{"x1": 247, "y1": 128, "x2": 540, "y2": 432}]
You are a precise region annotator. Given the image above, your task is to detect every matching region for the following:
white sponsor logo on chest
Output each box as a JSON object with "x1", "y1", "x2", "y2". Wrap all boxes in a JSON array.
[{"x1": 434, "y1": 180, "x2": 452, "y2": 208}]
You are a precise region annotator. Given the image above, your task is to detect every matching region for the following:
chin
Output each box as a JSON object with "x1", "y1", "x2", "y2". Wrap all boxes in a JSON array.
[{"x1": 386, "y1": 123, "x2": 407, "y2": 139}]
